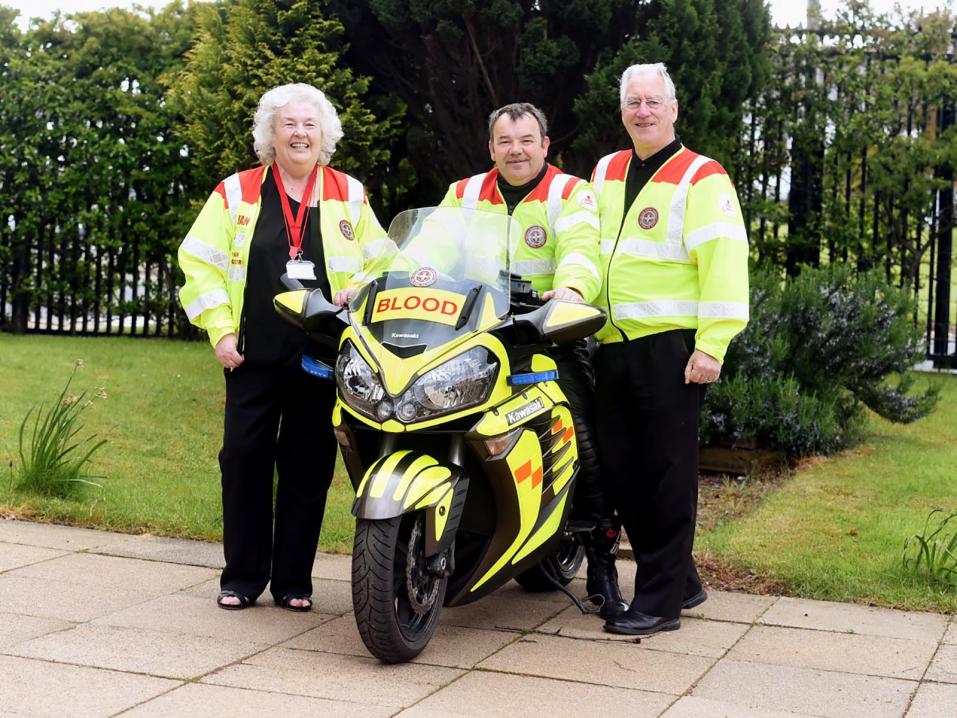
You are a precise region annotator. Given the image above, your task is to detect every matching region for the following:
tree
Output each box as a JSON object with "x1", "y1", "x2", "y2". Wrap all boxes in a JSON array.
[
  {"x1": 329, "y1": 0, "x2": 636, "y2": 208},
  {"x1": 168, "y1": 0, "x2": 403, "y2": 211}
]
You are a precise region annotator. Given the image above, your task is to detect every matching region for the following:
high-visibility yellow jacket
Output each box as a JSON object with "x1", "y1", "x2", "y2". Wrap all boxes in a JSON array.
[
  {"x1": 591, "y1": 147, "x2": 749, "y2": 362},
  {"x1": 439, "y1": 164, "x2": 602, "y2": 302},
  {"x1": 178, "y1": 163, "x2": 391, "y2": 348}
]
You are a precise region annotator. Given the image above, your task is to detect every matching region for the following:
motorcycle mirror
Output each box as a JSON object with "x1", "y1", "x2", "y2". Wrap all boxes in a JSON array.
[
  {"x1": 280, "y1": 272, "x2": 306, "y2": 291},
  {"x1": 512, "y1": 300, "x2": 606, "y2": 345},
  {"x1": 274, "y1": 288, "x2": 347, "y2": 335}
]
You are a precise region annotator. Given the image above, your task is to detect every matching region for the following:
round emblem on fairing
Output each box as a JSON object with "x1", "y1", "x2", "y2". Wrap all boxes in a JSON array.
[
  {"x1": 524, "y1": 225, "x2": 547, "y2": 248},
  {"x1": 339, "y1": 219, "x2": 355, "y2": 240},
  {"x1": 410, "y1": 267, "x2": 437, "y2": 287},
  {"x1": 638, "y1": 207, "x2": 659, "y2": 230}
]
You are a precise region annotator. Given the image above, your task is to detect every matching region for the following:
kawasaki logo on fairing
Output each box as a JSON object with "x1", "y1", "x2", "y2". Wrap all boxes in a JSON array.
[{"x1": 505, "y1": 398, "x2": 545, "y2": 425}]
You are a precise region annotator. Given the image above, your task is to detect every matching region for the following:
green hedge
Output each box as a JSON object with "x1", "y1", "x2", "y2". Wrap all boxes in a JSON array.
[{"x1": 701, "y1": 266, "x2": 939, "y2": 458}]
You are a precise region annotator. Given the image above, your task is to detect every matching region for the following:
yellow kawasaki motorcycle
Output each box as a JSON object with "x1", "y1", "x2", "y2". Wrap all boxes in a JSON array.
[{"x1": 274, "y1": 207, "x2": 604, "y2": 663}]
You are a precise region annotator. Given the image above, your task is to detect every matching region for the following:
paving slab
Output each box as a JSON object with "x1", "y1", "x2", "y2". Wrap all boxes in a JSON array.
[
  {"x1": 692, "y1": 658, "x2": 916, "y2": 718},
  {"x1": 925, "y1": 644, "x2": 957, "y2": 684},
  {"x1": 117, "y1": 682, "x2": 394, "y2": 718},
  {"x1": 0, "y1": 654, "x2": 179, "y2": 718},
  {"x1": 10, "y1": 623, "x2": 266, "y2": 680},
  {"x1": 943, "y1": 621, "x2": 957, "y2": 645},
  {"x1": 440, "y1": 585, "x2": 567, "y2": 631},
  {"x1": 92, "y1": 592, "x2": 336, "y2": 644},
  {"x1": 759, "y1": 597, "x2": 949, "y2": 641},
  {"x1": 6, "y1": 552, "x2": 215, "y2": 596},
  {"x1": 477, "y1": 633, "x2": 714, "y2": 695},
  {"x1": 0, "y1": 573, "x2": 154, "y2": 622},
  {"x1": 395, "y1": 670, "x2": 673, "y2": 717},
  {"x1": 681, "y1": 590, "x2": 777, "y2": 624},
  {"x1": 536, "y1": 608, "x2": 748, "y2": 658},
  {"x1": 661, "y1": 696, "x2": 819, "y2": 717},
  {"x1": 311, "y1": 551, "x2": 352, "y2": 581},
  {"x1": 0, "y1": 542, "x2": 67, "y2": 572},
  {"x1": 728, "y1": 624, "x2": 939, "y2": 680},
  {"x1": 202, "y1": 646, "x2": 464, "y2": 708},
  {"x1": 905, "y1": 681, "x2": 957, "y2": 718},
  {"x1": 0, "y1": 612, "x2": 74, "y2": 647},
  {"x1": 93, "y1": 533, "x2": 224, "y2": 569},
  {"x1": 0, "y1": 519, "x2": 122, "y2": 551},
  {"x1": 283, "y1": 614, "x2": 520, "y2": 668}
]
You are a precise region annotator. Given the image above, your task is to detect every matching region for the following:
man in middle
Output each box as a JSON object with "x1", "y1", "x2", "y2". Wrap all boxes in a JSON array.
[{"x1": 437, "y1": 102, "x2": 627, "y2": 619}]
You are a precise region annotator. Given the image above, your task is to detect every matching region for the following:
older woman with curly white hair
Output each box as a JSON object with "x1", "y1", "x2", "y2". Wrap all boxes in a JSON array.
[{"x1": 178, "y1": 83, "x2": 390, "y2": 612}]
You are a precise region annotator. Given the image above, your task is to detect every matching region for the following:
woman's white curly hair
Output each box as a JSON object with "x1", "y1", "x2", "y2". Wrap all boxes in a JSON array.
[{"x1": 252, "y1": 83, "x2": 344, "y2": 166}]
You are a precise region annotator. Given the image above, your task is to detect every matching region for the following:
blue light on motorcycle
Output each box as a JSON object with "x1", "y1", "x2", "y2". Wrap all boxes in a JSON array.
[
  {"x1": 507, "y1": 370, "x2": 559, "y2": 386},
  {"x1": 301, "y1": 355, "x2": 334, "y2": 380}
]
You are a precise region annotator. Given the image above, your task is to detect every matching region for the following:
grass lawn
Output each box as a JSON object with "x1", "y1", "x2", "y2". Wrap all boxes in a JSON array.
[
  {"x1": 1, "y1": 334, "x2": 954, "y2": 611},
  {"x1": 698, "y1": 371, "x2": 957, "y2": 614},
  {"x1": 0, "y1": 334, "x2": 356, "y2": 552}
]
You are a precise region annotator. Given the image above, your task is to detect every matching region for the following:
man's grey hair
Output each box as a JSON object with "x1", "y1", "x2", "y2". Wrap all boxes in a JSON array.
[
  {"x1": 619, "y1": 63, "x2": 677, "y2": 105},
  {"x1": 252, "y1": 83, "x2": 343, "y2": 166},
  {"x1": 487, "y1": 102, "x2": 548, "y2": 142}
]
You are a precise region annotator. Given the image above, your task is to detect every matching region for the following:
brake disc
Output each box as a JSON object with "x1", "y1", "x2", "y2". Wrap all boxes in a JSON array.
[{"x1": 405, "y1": 516, "x2": 440, "y2": 615}]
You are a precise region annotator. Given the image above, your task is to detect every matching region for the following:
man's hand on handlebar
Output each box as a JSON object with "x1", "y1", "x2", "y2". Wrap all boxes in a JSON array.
[
  {"x1": 333, "y1": 287, "x2": 357, "y2": 307},
  {"x1": 542, "y1": 286, "x2": 584, "y2": 303}
]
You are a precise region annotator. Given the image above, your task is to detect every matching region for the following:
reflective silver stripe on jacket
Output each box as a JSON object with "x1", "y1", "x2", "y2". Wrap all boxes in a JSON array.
[
  {"x1": 513, "y1": 258, "x2": 557, "y2": 276},
  {"x1": 613, "y1": 300, "x2": 699, "y2": 320},
  {"x1": 345, "y1": 174, "x2": 364, "y2": 225},
  {"x1": 184, "y1": 289, "x2": 229, "y2": 321},
  {"x1": 667, "y1": 155, "x2": 711, "y2": 246},
  {"x1": 227, "y1": 266, "x2": 246, "y2": 282},
  {"x1": 617, "y1": 237, "x2": 690, "y2": 262},
  {"x1": 327, "y1": 256, "x2": 362, "y2": 274},
  {"x1": 592, "y1": 154, "x2": 615, "y2": 194},
  {"x1": 554, "y1": 211, "x2": 599, "y2": 234},
  {"x1": 180, "y1": 235, "x2": 228, "y2": 270},
  {"x1": 560, "y1": 251, "x2": 601, "y2": 281},
  {"x1": 683, "y1": 222, "x2": 749, "y2": 252},
  {"x1": 546, "y1": 174, "x2": 573, "y2": 229},
  {"x1": 698, "y1": 301, "x2": 750, "y2": 320},
  {"x1": 362, "y1": 238, "x2": 395, "y2": 261},
  {"x1": 460, "y1": 173, "x2": 487, "y2": 210},
  {"x1": 222, "y1": 173, "x2": 242, "y2": 224}
]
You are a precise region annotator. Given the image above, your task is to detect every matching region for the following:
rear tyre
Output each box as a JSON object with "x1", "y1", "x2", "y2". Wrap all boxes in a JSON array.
[
  {"x1": 514, "y1": 539, "x2": 585, "y2": 592},
  {"x1": 352, "y1": 514, "x2": 447, "y2": 663}
]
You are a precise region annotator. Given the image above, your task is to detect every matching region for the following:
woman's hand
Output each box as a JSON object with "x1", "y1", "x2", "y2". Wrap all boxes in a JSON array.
[
  {"x1": 215, "y1": 333, "x2": 244, "y2": 370},
  {"x1": 333, "y1": 287, "x2": 358, "y2": 307},
  {"x1": 684, "y1": 349, "x2": 721, "y2": 384},
  {"x1": 542, "y1": 287, "x2": 584, "y2": 303}
]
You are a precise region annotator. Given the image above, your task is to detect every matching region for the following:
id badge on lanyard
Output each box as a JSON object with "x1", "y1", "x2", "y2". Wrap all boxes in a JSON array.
[{"x1": 275, "y1": 165, "x2": 319, "y2": 281}]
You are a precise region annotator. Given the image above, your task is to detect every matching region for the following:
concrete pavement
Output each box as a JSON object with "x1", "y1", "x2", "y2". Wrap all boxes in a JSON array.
[{"x1": 0, "y1": 518, "x2": 954, "y2": 717}]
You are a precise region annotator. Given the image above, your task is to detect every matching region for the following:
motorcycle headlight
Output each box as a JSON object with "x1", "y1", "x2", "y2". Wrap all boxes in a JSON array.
[
  {"x1": 336, "y1": 341, "x2": 385, "y2": 420},
  {"x1": 393, "y1": 347, "x2": 498, "y2": 423}
]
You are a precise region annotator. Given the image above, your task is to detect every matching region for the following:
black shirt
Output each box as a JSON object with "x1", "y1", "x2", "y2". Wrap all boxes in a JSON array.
[
  {"x1": 621, "y1": 137, "x2": 683, "y2": 235},
  {"x1": 497, "y1": 163, "x2": 548, "y2": 214},
  {"x1": 240, "y1": 169, "x2": 331, "y2": 365}
]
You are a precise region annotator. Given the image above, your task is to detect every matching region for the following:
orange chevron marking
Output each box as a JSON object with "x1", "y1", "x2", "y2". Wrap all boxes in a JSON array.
[
  {"x1": 532, "y1": 466, "x2": 543, "y2": 488},
  {"x1": 563, "y1": 426, "x2": 575, "y2": 442},
  {"x1": 552, "y1": 418, "x2": 564, "y2": 433},
  {"x1": 514, "y1": 460, "x2": 532, "y2": 484}
]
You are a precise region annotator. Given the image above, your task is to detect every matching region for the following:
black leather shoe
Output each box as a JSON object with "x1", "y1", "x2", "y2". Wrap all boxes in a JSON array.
[
  {"x1": 681, "y1": 589, "x2": 708, "y2": 610},
  {"x1": 603, "y1": 610, "x2": 680, "y2": 636}
]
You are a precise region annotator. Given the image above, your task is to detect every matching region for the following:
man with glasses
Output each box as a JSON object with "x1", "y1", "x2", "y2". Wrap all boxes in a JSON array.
[
  {"x1": 591, "y1": 63, "x2": 750, "y2": 635},
  {"x1": 438, "y1": 102, "x2": 628, "y2": 620}
]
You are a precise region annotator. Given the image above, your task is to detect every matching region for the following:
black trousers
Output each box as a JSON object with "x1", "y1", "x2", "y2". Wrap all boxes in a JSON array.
[
  {"x1": 219, "y1": 358, "x2": 338, "y2": 602},
  {"x1": 553, "y1": 341, "x2": 613, "y2": 522},
  {"x1": 595, "y1": 330, "x2": 704, "y2": 619}
]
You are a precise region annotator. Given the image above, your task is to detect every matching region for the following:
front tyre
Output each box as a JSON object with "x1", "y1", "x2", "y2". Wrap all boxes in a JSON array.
[
  {"x1": 514, "y1": 539, "x2": 585, "y2": 592},
  {"x1": 352, "y1": 514, "x2": 447, "y2": 663}
]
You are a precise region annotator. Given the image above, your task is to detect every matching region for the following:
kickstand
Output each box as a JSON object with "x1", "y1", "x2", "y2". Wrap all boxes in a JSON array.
[{"x1": 541, "y1": 570, "x2": 602, "y2": 615}]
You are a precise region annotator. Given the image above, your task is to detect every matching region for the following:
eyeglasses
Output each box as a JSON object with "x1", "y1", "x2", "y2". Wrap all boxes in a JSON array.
[{"x1": 622, "y1": 96, "x2": 668, "y2": 111}]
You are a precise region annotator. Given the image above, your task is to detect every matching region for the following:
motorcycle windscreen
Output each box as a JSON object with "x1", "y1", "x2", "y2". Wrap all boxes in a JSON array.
[{"x1": 358, "y1": 207, "x2": 517, "y2": 356}]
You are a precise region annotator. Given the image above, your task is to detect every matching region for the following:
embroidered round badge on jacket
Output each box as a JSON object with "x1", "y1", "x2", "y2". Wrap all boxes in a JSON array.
[
  {"x1": 410, "y1": 267, "x2": 438, "y2": 287},
  {"x1": 339, "y1": 220, "x2": 355, "y2": 240},
  {"x1": 524, "y1": 225, "x2": 547, "y2": 248},
  {"x1": 638, "y1": 207, "x2": 659, "y2": 230}
]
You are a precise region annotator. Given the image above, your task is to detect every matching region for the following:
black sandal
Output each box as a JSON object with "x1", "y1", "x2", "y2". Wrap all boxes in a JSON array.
[
  {"x1": 277, "y1": 593, "x2": 313, "y2": 612},
  {"x1": 217, "y1": 590, "x2": 253, "y2": 610}
]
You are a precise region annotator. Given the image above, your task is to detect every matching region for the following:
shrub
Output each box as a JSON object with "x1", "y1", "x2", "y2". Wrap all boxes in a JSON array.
[
  {"x1": 701, "y1": 266, "x2": 938, "y2": 458},
  {"x1": 15, "y1": 360, "x2": 107, "y2": 498}
]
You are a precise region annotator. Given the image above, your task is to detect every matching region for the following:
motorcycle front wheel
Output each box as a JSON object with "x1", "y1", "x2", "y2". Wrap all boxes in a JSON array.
[
  {"x1": 351, "y1": 513, "x2": 447, "y2": 663},
  {"x1": 514, "y1": 539, "x2": 585, "y2": 592}
]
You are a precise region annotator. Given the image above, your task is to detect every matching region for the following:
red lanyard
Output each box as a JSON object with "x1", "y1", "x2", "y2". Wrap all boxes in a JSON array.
[{"x1": 273, "y1": 165, "x2": 319, "y2": 260}]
